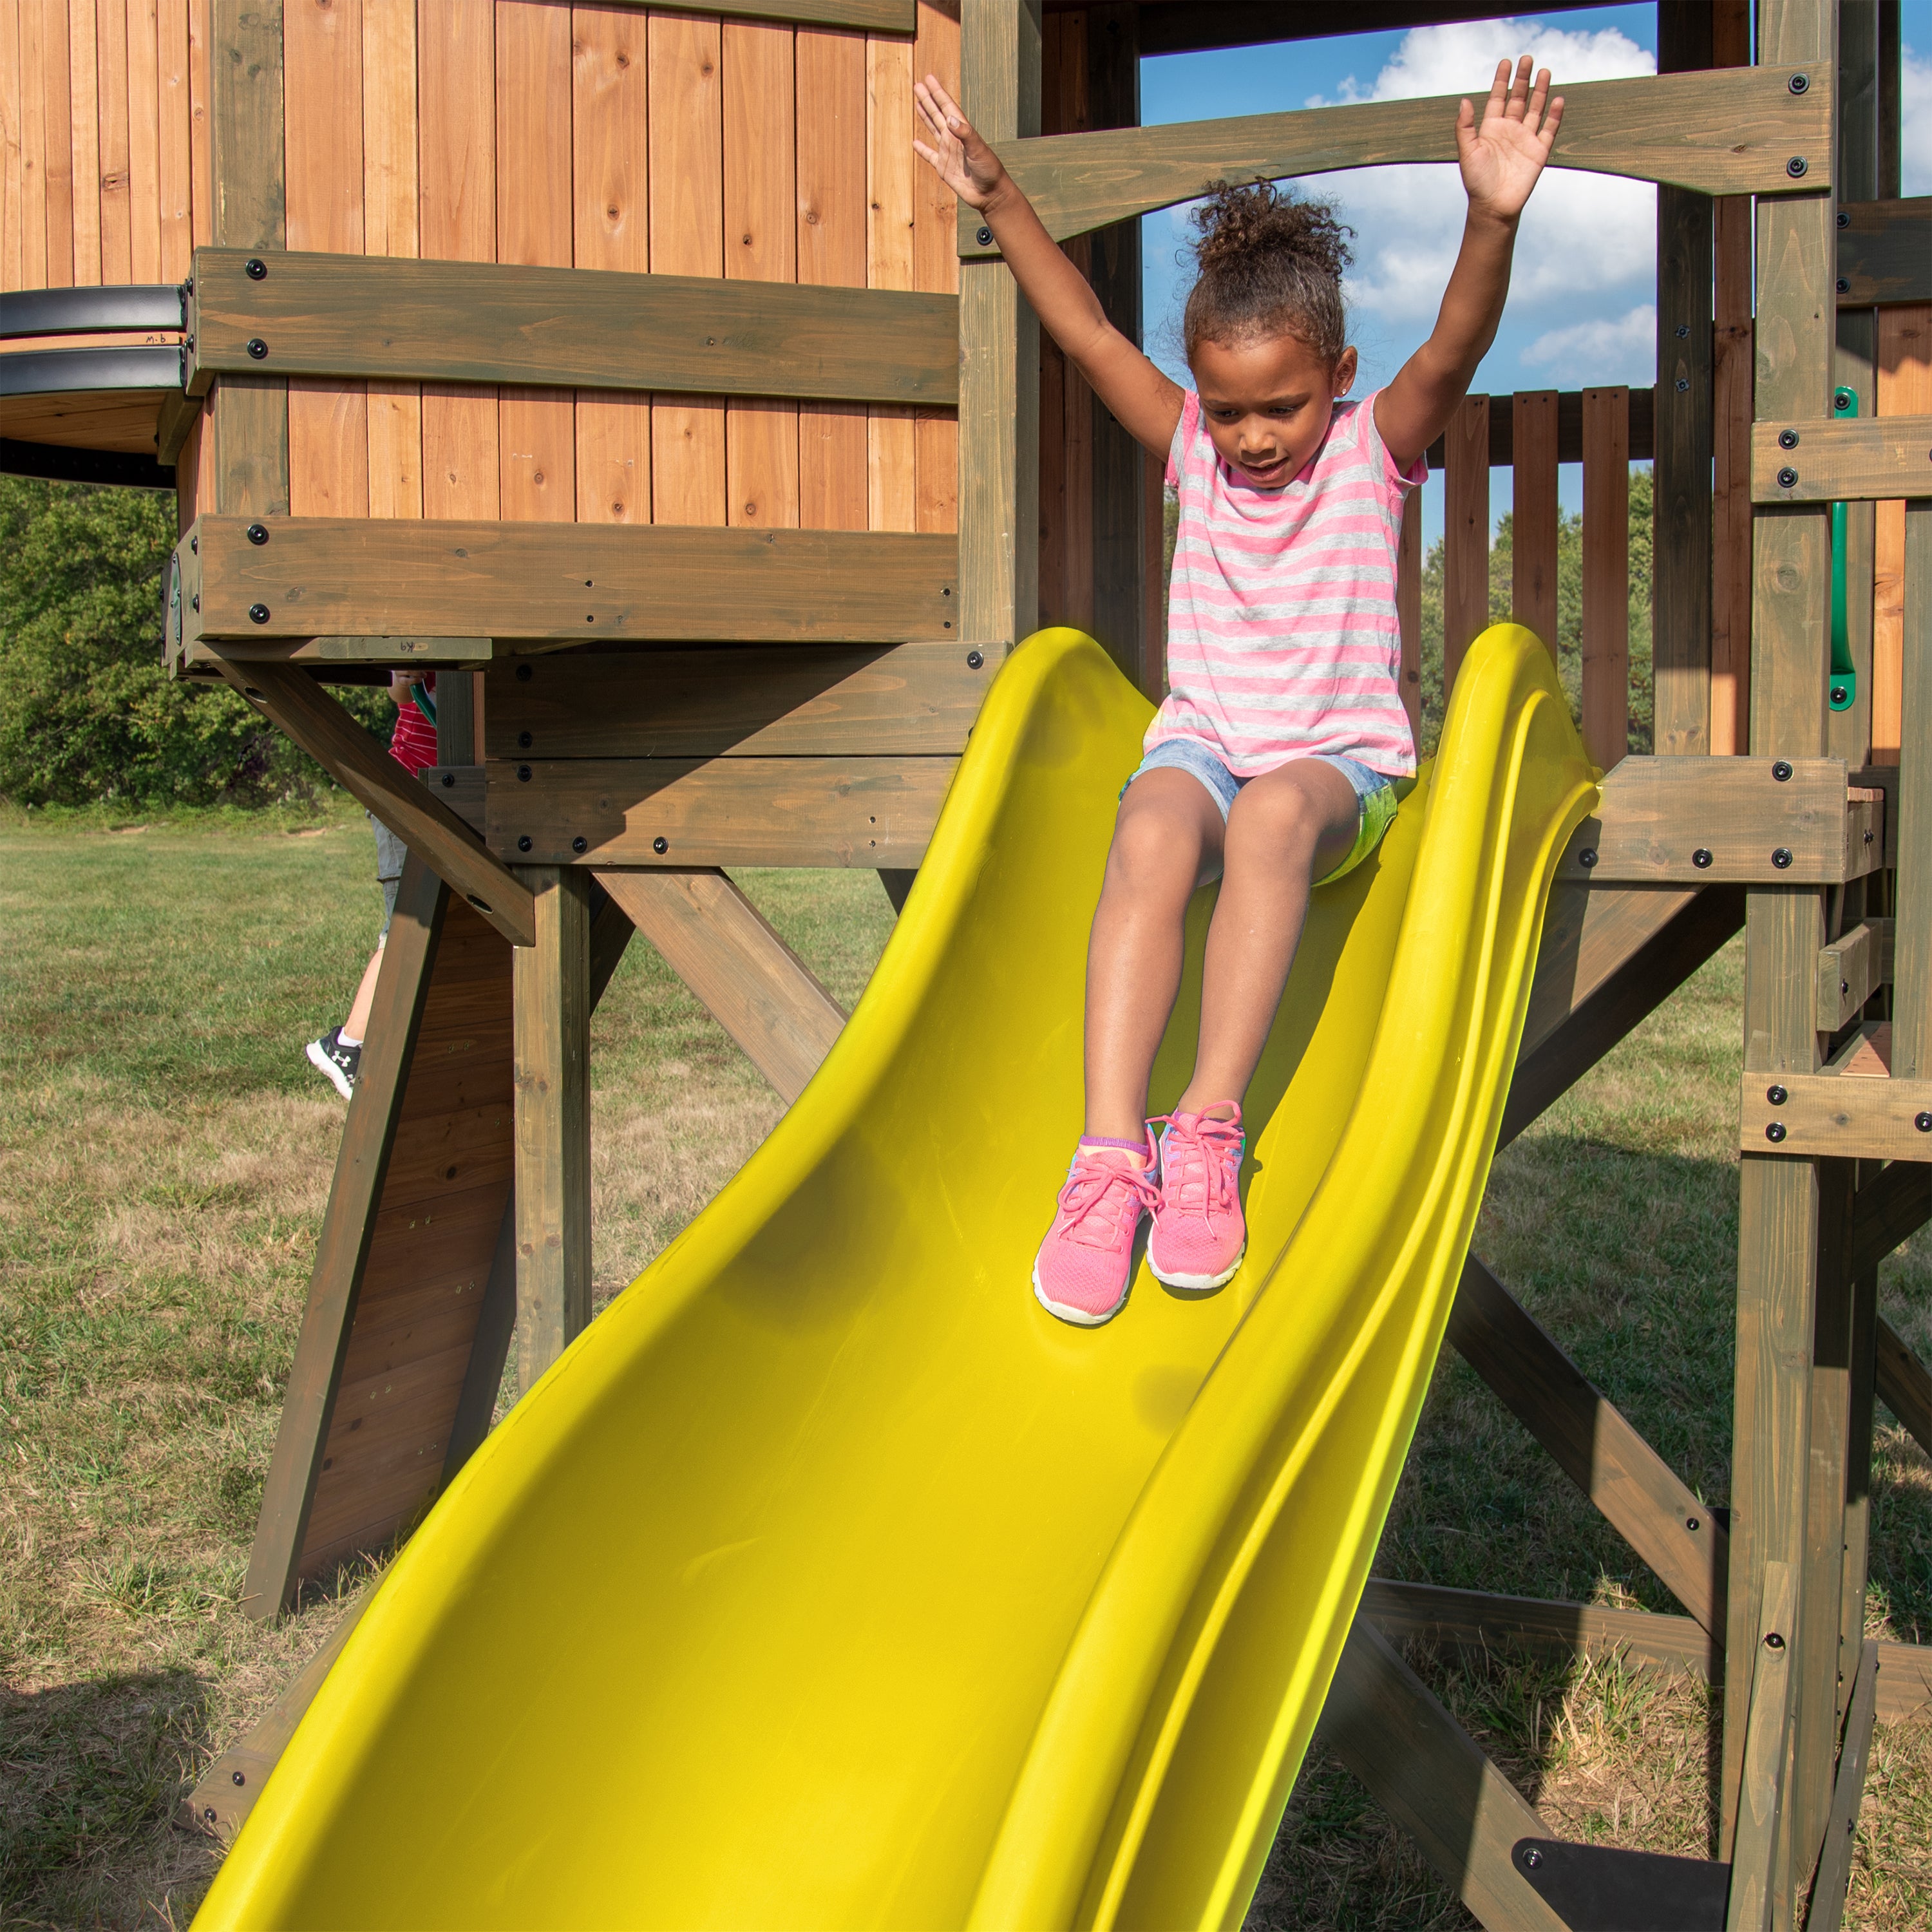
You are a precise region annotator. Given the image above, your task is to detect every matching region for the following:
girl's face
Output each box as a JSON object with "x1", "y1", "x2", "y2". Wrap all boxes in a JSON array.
[{"x1": 1190, "y1": 333, "x2": 1358, "y2": 489}]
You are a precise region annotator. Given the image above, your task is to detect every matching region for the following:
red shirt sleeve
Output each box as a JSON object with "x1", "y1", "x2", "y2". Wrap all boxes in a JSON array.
[{"x1": 387, "y1": 672, "x2": 440, "y2": 777}]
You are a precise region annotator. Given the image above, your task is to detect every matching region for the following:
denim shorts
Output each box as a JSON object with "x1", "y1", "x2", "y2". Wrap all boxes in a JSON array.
[
  {"x1": 370, "y1": 812, "x2": 408, "y2": 936},
  {"x1": 1124, "y1": 739, "x2": 1408, "y2": 886}
]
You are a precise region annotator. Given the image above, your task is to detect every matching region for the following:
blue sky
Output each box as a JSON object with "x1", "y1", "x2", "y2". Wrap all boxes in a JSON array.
[{"x1": 1138, "y1": 4, "x2": 1932, "y2": 538}]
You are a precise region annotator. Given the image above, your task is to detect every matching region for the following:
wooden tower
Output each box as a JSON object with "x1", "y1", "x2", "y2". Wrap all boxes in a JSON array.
[{"x1": 5, "y1": 0, "x2": 1931, "y2": 1923}]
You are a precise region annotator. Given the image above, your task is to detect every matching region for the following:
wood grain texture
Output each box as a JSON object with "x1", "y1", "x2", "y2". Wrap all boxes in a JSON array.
[
  {"x1": 1447, "y1": 1256, "x2": 1728, "y2": 1634},
  {"x1": 1875, "y1": 1316, "x2": 1932, "y2": 1459},
  {"x1": 184, "y1": 0, "x2": 207, "y2": 249},
  {"x1": 910, "y1": 0, "x2": 959, "y2": 537},
  {"x1": 1751, "y1": 413, "x2": 1932, "y2": 500},
  {"x1": 1, "y1": 0, "x2": 20, "y2": 290},
  {"x1": 1837, "y1": 196, "x2": 1931, "y2": 305},
  {"x1": 1318, "y1": 1618, "x2": 1567, "y2": 1932},
  {"x1": 17, "y1": 0, "x2": 48, "y2": 289},
  {"x1": 486, "y1": 640, "x2": 990, "y2": 757},
  {"x1": 1725, "y1": 1559, "x2": 1796, "y2": 1932},
  {"x1": 1711, "y1": 193, "x2": 1755, "y2": 755},
  {"x1": 1805, "y1": 1641, "x2": 1880, "y2": 1932},
  {"x1": 242, "y1": 853, "x2": 448, "y2": 1617},
  {"x1": 209, "y1": 652, "x2": 537, "y2": 945},
  {"x1": 1872, "y1": 307, "x2": 1930, "y2": 765},
  {"x1": 573, "y1": 388, "x2": 648, "y2": 523},
  {"x1": 1510, "y1": 389, "x2": 1557, "y2": 657},
  {"x1": 69, "y1": 0, "x2": 100, "y2": 283},
  {"x1": 866, "y1": 30, "x2": 914, "y2": 531},
  {"x1": 488, "y1": 754, "x2": 956, "y2": 867},
  {"x1": 1654, "y1": 177, "x2": 1712, "y2": 755},
  {"x1": 210, "y1": 0, "x2": 284, "y2": 249},
  {"x1": 574, "y1": 0, "x2": 914, "y2": 22},
  {"x1": 1580, "y1": 388, "x2": 1629, "y2": 768},
  {"x1": 1742, "y1": 1068, "x2": 1932, "y2": 1160},
  {"x1": 188, "y1": 512, "x2": 958, "y2": 641},
  {"x1": 597, "y1": 868, "x2": 845, "y2": 1103},
  {"x1": 98, "y1": 0, "x2": 135, "y2": 282},
  {"x1": 359, "y1": 0, "x2": 419, "y2": 516},
  {"x1": 127, "y1": 0, "x2": 163, "y2": 281},
  {"x1": 1819, "y1": 916, "x2": 1894, "y2": 1031},
  {"x1": 1441, "y1": 394, "x2": 1488, "y2": 693},
  {"x1": 1897, "y1": 499, "x2": 1932, "y2": 1077},
  {"x1": 38, "y1": 0, "x2": 73, "y2": 285},
  {"x1": 971, "y1": 66, "x2": 1834, "y2": 256},
  {"x1": 571, "y1": 1, "x2": 647, "y2": 274},
  {"x1": 511, "y1": 866, "x2": 592, "y2": 1390}
]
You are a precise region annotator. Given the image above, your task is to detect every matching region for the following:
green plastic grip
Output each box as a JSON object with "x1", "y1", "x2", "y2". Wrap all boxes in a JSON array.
[{"x1": 1830, "y1": 386, "x2": 1857, "y2": 712}]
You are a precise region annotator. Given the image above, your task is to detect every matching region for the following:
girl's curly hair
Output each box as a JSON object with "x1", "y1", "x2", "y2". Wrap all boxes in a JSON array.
[{"x1": 1182, "y1": 179, "x2": 1354, "y2": 366}]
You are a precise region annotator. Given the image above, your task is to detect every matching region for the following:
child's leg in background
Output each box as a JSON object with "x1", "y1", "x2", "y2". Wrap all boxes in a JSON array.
[
  {"x1": 1083, "y1": 769, "x2": 1226, "y2": 1139},
  {"x1": 1177, "y1": 758, "x2": 1358, "y2": 1116}
]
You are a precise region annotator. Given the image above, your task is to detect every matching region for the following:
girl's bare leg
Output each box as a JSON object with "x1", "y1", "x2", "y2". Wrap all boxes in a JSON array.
[
  {"x1": 1177, "y1": 759, "x2": 1359, "y2": 1116},
  {"x1": 343, "y1": 939, "x2": 384, "y2": 1044},
  {"x1": 1083, "y1": 771, "x2": 1224, "y2": 1140}
]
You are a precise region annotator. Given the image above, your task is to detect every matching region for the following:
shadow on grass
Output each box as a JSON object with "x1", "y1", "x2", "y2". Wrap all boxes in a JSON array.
[{"x1": 1, "y1": 1669, "x2": 214, "y2": 1929}]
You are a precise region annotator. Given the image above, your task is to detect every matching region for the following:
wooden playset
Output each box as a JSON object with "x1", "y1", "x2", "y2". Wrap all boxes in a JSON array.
[{"x1": 5, "y1": 0, "x2": 1931, "y2": 1923}]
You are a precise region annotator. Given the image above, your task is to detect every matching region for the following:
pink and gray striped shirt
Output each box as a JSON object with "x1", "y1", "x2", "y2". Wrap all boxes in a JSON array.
[{"x1": 1149, "y1": 387, "x2": 1424, "y2": 779}]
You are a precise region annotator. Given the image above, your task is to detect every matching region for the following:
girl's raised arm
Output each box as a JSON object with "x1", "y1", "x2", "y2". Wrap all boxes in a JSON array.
[{"x1": 914, "y1": 75, "x2": 1184, "y2": 462}]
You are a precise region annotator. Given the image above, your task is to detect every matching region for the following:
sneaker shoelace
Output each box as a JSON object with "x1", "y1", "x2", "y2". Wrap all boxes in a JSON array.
[
  {"x1": 1055, "y1": 1152, "x2": 1160, "y2": 1249},
  {"x1": 1152, "y1": 1113, "x2": 1243, "y2": 1224}
]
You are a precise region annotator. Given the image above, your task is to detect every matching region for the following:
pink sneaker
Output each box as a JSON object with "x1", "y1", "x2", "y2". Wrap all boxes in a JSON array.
[
  {"x1": 1148, "y1": 1108, "x2": 1246, "y2": 1291},
  {"x1": 1032, "y1": 1133, "x2": 1161, "y2": 1327}
]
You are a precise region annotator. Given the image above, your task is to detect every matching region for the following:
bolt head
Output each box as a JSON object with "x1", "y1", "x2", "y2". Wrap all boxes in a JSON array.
[
  {"x1": 967, "y1": 650, "x2": 983, "y2": 669},
  {"x1": 572, "y1": 836, "x2": 588, "y2": 855},
  {"x1": 516, "y1": 663, "x2": 533, "y2": 681},
  {"x1": 246, "y1": 337, "x2": 268, "y2": 359},
  {"x1": 1676, "y1": 377, "x2": 1690, "y2": 392},
  {"x1": 245, "y1": 256, "x2": 267, "y2": 278},
  {"x1": 518, "y1": 730, "x2": 533, "y2": 748},
  {"x1": 1837, "y1": 278, "x2": 1851, "y2": 294},
  {"x1": 1777, "y1": 466, "x2": 1799, "y2": 489},
  {"x1": 247, "y1": 603, "x2": 270, "y2": 624},
  {"x1": 516, "y1": 764, "x2": 532, "y2": 782},
  {"x1": 1766, "y1": 1630, "x2": 1786, "y2": 1649},
  {"x1": 1578, "y1": 847, "x2": 1598, "y2": 868},
  {"x1": 1766, "y1": 1122, "x2": 1788, "y2": 1142},
  {"x1": 246, "y1": 522, "x2": 269, "y2": 545},
  {"x1": 1675, "y1": 323, "x2": 1690, "y2": 339},
  {"x1": 1772, "y1": 759, "x2": 1793, "y2": 780},
  {"x1": 1772, "y1": 847, "x2": 1794, "y2": 869},
  {"x1": 1767, "y1": 1084, "x2": 1788, "y2": 1106},
  {"x1": 1837, "y1": 209, "x2": 1852, "y2": 229},
  {"x1": 1786, "y1": 155, "x2": 1808, "y2": 178},
  {"x1": 1788, "y1": 71, "x2": 1809, "y2": 93},
  {"x1": 442, "y1": 772, "x2": 455, "y2": 787},
  {"x1": 1692, "y1": 848, "x2": 1714, "y2": 868},
  {"x1": 1523, "y1": 1848, "x2": 1544, "y2": 1869},
  {"x1": 1779, "y1": 429, "x2": 1800, "y2": 450},
  {"x1": 975, "y1": 225, "x2": 992, "y2": 247},
  {"x1": 652, "y1": 836, "x2": 668, "y2": 855},
  {"x1": 1916, "y1": 1112, "x2": 1932, "y2": 1133},
  {"x1": 232, "y1": 1770, "x2": 246, "y2": 1786},
  {"x1": 516, "y1": 835, "x2": 532, "y2": 853}
]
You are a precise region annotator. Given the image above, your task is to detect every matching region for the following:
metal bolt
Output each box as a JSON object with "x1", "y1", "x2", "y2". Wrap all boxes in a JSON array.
[
  {"x1": 1788, "y1": 72, "x2": 1809, "y2": 93},
  {"x1": 1578, "y1": 848, "x2": 1598, "y2": 868},
  {"x1": 1837, "y1": 209, "x2": 1852, "y2": 229},
  {"x1": 248, "y1": 603, "x2": 270, "y2": 623},
  {"x1": 245, "y1": 256, "x2": 267, "y2": 278},
  {"x1": 518, "y1": 730, "x2": 533, "y2": 748},
  {"x1": 1676, "y1": 377, "x2": 1690, "y2": 392},
  {"x1": 204, "y1": 1807, "x2": 218, "y2": 1824},
  {"x1": 1522, "y1": 1848, "x2": 1544, "y2": 1869},
  {"x1": 516, "y1": 764, "x2": 531, "y2": 782},
  {"x1": 1772, "y1": 848, "x2": 1794, "y2": 869},
  {"x1": 652, "y1": 836, "x2": 668, "y2": 855},
  {"x1": 232, "y1": 1770, "x2": 246, "y2": 1786},
  {"x1": 1841, "y1": 979, "x2": 1850, "y2": 995},
  {"x1": 1766, "y1": 1122, "x2": 1788, "y2": 1142},
  {"x1": 1687, "y1": 1516, "x2": 1700, "y2": 1532},
  {"x1": 967, "y1": 650, "x2": 983, "y2": 668},
  {"x1": 1786, "y1": 155, "x2": 1808, "y2": 178},
  {"x1": 517, "y1": 836, "x2": 533, "y2": 853},
  {"x1": 1916, "y1": 1112, "x2": 1932, "y2": 1133},
  {"x1": 1766, "y1": 1631, "x2": 1786, "y2": 1649},
  {"x1": 1837, "y1": 278, "x2": 1851, "y2": 294},
  {"x1": 1777, "y1": 466, "x2": 1799, "y2": 489},
  {"x1": 246, "y1": 522, "x2": 269, "y2": 545},
  {"x1": 516, "y1": 663, "x2": 533, "y2": 681},
  {"x1": 1779, "y1": 429, "x2": 1800, "y2": 450},
  {"x1": 190, "y1": 594, "x2": 199, "y2": 611},
  {"x1": 1835, "y1": 389, "x2": 1855, "y2": 412},
  {"x1": 1831, "y1": 683, "x2": 1850, "y2": 705},
  {"x1": 1693, "y1": 848, "x2": 1714, "y2": 868},
  {"x1": 976, "y1": 225, "x2": 993, "y2": 247},
  {"x1": 1768, "y1": 1084, "x2": 1788, "y2": 1106},
  {"x1": 572, "y1": 836, "x2": 588, "y2": 854},
  {"x1": 441, "y1": 772, "x2": 455, "y2": 788},
  {"x1": 246, "y1": 337, "x2": 268, "y2": 359},
  {"x1": 1772, "y1": 759, "x2": 1793, "y2": 780},
  {"x1": 1675, "y1": 323, "x2": 1690, "y2": 339}
]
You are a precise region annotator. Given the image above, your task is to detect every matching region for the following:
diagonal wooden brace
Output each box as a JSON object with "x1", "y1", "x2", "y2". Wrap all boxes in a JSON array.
[{"x1": 208, "y1": 654, "x2": 536, "y2": 948}]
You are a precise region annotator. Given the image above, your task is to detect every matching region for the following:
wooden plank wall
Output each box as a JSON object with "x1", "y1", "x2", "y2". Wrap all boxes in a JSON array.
[{"x1": 8, "y1": 0, "x2": 959, "y2": 540}]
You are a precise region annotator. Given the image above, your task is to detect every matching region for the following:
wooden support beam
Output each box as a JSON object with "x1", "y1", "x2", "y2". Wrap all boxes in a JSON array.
[
  {"x1": 1441, "y1": 394, "x2": 1488, "y2": 695},
  {"x1": 596, "y1": 869, "x2": 845, "y2": 1104},
  {"x1": 1751, "y1": 415, "x2": 1932, "y2": 500},
  {"x1": 512, "y1": 869, "x2": 593, "y2": 1391},
  {"x1": 1317, "y1": 1616, "x2": 1567, "y2": 1932},
  {"x1": 1741, "y1": 1069, "x2": 1932, "y2": 1160},
  {"x1": 1818, "y1": 918, "x2": 1894, "y2": 1032},
  {"x1": 208, "y1": 655, "x2": 536, "y2": 948},
  {"x1": 1520, "y1": 883, "x2": 1701, "y2": 1062},
  {"x1": 1836, "y1": 196, "x2": 1932, "y2": 305},
  {"x1": 1423, "y1": 386, "x2": 1656, "y2": 469},
  {"x1": 1804, "y1": 1640, "x2": 1881, "y2": 1932},
  {"x1": 242, "y1": 856, "x2": 448, "y2": 1620},
  {"x1": 1511, "y1": 390, "x2": 1560, "y2": 657},
  {"x1": 1875, "y1": 1315, "x2": 1932, "y2": 1459},
  {"x1": 965, "y1": 67, "x2": 1832, "y2": 252},
  {"x1": 1580, "y1": 386, "x2": 1631, "y2": 768},
  {"x1": 1447, "y1": 1258, "x2": 1728, "y2": 1636},
  {"x1": 1725, "y1": 1560, "x2": 1797, "y2": 1932},
  {"x1": 1849, "y1": 1151, "x2": 1932, "y2": 1280},
  {"x1": 186, "y1": 248, "x2": 960, "y2": 404}
]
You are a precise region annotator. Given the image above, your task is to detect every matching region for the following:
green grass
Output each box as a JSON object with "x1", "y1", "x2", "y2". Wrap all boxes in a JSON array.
[{"x1": 1, "y1": 813, "x2": 1927, "y2": 1929}]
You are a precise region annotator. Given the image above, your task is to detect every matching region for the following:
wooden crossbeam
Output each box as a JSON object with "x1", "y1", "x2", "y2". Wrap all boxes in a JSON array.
[
  {"x1": 1875, "y1": 1316, "x2": 1932, "y2": 1459},
  {"x1": 1751, "y1": 416, "x2": 1932, "y2": 502},
  {"x1": 1836, "y1": 196, "x2": 1932, "y2": 305},
  {"x1": 187, "y1": 248, "x2": 958, "y2": 405},
  {"x1": 1819, "y1": 918, "x2": 1894, "y2": 1032},
  {"x1": 1741, "y1": 1068, "x2": 1932, "y2": 1160},
  {"x1": 209, "y1": 655, "x2": 537, "y2": 949}
]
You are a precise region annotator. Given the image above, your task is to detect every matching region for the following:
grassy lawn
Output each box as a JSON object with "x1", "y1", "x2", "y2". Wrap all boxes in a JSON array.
[{"x1": 2, "y1": 808, "x2": 1927, "y2": 1929}]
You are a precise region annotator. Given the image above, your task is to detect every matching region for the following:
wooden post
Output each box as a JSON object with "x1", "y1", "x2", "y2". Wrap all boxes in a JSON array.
[
  {"x1": 1721, "y1": 5, "x2": 1836, "y2": 1913},
  {"x1": 959, "y1": 0, "x2": 1041, "y2": 654},
  {"x1": 1727, "y1": 1560, "x2": 1798, "y2": 1932},
  {"x1": 1442, "y1": 393, "x2": 1489, "y2": 696},
  {"x1": 513, "y1": 867, "x2": 592, "y2": 1389},
  {"x1": 1511, "y1": 389, "x2": 1559, "y2": 656},
  {"x1": 1653, "y1": 1, "x2": 1714, "y2": 755},
  {"x1": 1580, "y1": 386, "x2": 1630, "y2": 768}
]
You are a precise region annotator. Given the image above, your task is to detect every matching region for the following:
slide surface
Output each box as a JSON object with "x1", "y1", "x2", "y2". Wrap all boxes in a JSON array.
[{"x1": 197, "y1": 625, "x2": 1595, "y2": 1931}]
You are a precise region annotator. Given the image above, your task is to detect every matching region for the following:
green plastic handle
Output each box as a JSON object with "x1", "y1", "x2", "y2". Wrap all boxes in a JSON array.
[
  {"x1": 411, "y1": 682, "x2": 439, "y2": 727},
  {"x1": 1830, "y1": 386, "x2": 1857, "y2": 712}
]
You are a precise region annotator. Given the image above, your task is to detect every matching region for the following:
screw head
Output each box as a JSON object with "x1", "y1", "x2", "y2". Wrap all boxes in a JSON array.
[
  {"x1": 1837, "y1": 209, "x2": 1852, "y2": 229},
  {"x1": 1916, "y1": 1112, "x2": 1932, "y2": 1133},
  {"x1": 1687, "y1": 1516, "x2": 1700, "y2": 1532},
  {"x1": 976, "y1": 225, "x2": 992, "y2": 247},
  {"x1": 245, "y1": 256, "x2": 267, "y2": 279},
  {"x1": 1676, "y1": 377, "x2": 1690, "y2": 392},
  {"x1": 516, "y1": 764, "x2": 532, "y2": 782},
  {"x1": 1772, "y1": 759, "x2": 1793, "y2": 780},
  {"x1": 1777, "y1": 466, "x2": 1799, "y2": 489},
  {"x1": 518, "y1": 730, "x2": 533, "y2": 748},
  {"x1": 1786, "y1": 155, "x2": 1808, "y2": 178},
  {"x1": 1772, "y1": 847, "x2": 1794, "y2": 869},
  {"x1": 1692, "y1": 848, "x2": 1714, "y2": 868},
  {"x1": 191, "y1": 594, "x2": 200, "y2": 611},
  {"x1": 232, "y1": 1770, "x2": 246, "y2": 1786},
  {"x1": 246, "y1": 521, "x2": 269, "y2": 545},
  {"x1": 1837, "y1": 278, "x2": 1851, "y2": 294},
  {"x1": 571, "y1": 835, "x2": 588, "y2": 854},
  {"x1": 1768, "y1": 1084, "x2": 1788, "y2": 1106},
  {"x1": 652, "y1": 836, "x2": 668, "y2": 855},
  {"x1": 1831, "y1": 683, "x2": 1850, "y2": 705},
  {"x1": 189, "y1": 533, "x2": 197, "y2": 553},
  {"x1": 1578, "y1": 847, "x2": 1598, "y2": 868},
  {"x1": 246, "y1": 337, "x2": 268, "y2": 359},
  {"x1": 248, "y1": 602, "x2": 270, "y2": 624},
  {"x1": 1523, "y1": 1848, "x2": 1544, "y2": 1869},
  {"x1": 1766, "y1": 1122, "x2": 1788, "y2": 1142},
  {"x1": 1779, "y1": 429, "x2": 1800, "y2": 450},
  {"x1": 516, "y1": 835, "x2": 533, "y2": 853},
  {"x1": 1675, "y1": 322, "x2": 1690, "y2": 339},
  {"x1": 441, "y1": 772, "x2": 455, "y2": 788},
  {"x1": 967, "y1": 650, "x2": 983, "y2": 668},
  {"x1": 516, "y1": 662, "x2": 533, "y2": 681},
  {"x1": 1766, "y1": 1630, "x2": 1786, "y2": 1649},
  {"x1": 204, "y1": 1806, "x2": 218, "y2": 1824},
  {"x1": 1788, "y1": 71, "x2": 1809, "y2": 93}
]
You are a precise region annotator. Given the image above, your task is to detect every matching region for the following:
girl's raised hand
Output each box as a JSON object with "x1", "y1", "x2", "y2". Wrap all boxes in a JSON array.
[
  {"x1": 913, "y1": 74, "x2": 1007, "y2": 213},
  {"x1": 1455, "y1": 57, "x2": 1562, "y2": 223}
]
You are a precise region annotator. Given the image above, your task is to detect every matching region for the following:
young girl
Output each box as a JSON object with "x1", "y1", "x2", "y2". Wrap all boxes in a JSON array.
[{"x1": 913, "y1": 58, "x2": 1564, "y2": 1327}]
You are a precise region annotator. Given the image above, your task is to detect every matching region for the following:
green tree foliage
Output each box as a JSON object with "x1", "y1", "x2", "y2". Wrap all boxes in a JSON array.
[
  {"x1": 1416, "y1": 466, "x2": 1655, "y2": 758},
  {"x1": 0, "y1": 477, "x2": 388, "y2": 808}
]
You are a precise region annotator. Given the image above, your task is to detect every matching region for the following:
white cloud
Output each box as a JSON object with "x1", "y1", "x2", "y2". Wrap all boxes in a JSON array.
[
  {"x1": 1522, "y1": 303, "x2": 1657, "y2": 386},
  {"x1": 1905, "y1": 48, "x2": 1932, "y2": 196},
  {"x1": 1303, "y1": 17, "x2": 1654, "y2": 104}
]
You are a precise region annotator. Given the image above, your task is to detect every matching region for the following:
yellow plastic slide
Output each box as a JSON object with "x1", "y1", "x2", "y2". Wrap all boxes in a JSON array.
[{"x1": 197, "y1": 623, "x2": 1595, "y2": 1931}]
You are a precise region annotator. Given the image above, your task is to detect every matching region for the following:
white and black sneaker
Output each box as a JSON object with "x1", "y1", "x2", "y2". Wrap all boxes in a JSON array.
[{"x1": 306, "y1": 1027, "x2": 361, "y2": 1099}]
